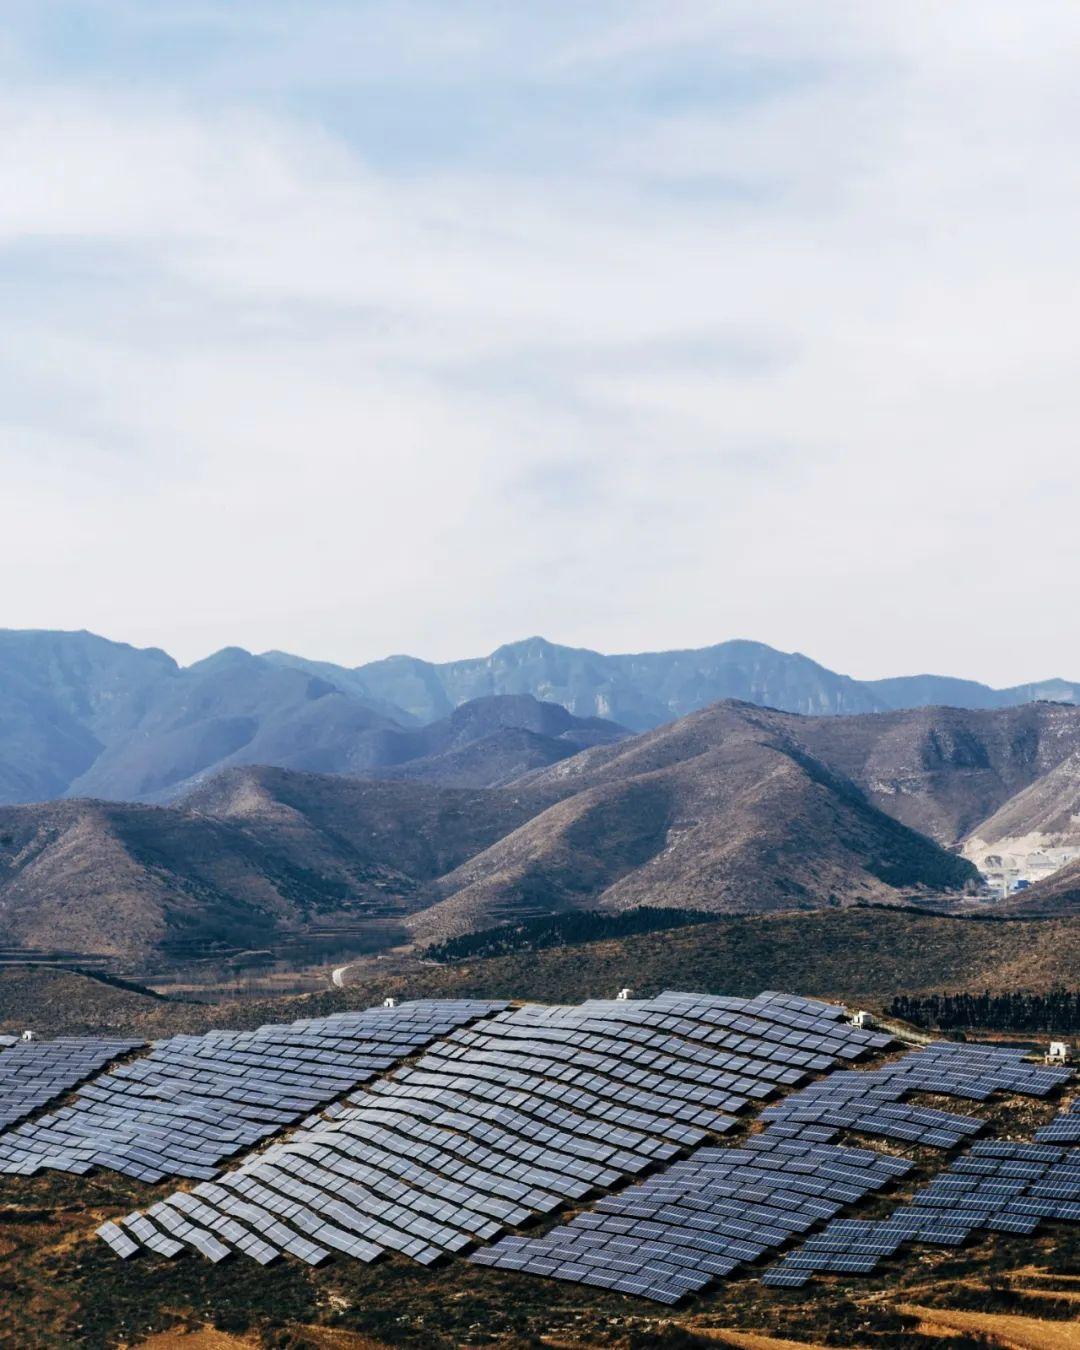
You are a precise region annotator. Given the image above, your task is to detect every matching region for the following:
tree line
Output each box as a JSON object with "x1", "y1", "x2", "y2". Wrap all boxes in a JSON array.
[
  {"x1": 423, "y1": 907, "x2": 720, "y2": 964},
  {"x1": 890, "y1": 990, "x2": 1080, "y2": 1033}
]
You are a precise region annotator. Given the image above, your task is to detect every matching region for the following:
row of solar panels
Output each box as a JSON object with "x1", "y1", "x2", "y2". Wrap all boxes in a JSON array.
[
  {"x1": 760, "y1": 1040, "x2": 1071, "y2": 1149},
  {"x1": 764, "y1": 1138, "x2": 1080, "y2": 1286},
  {"x1": 1036, "y1": 1092, "x2": 1080, "y2": 1144},
  {"x1": 469, "y1": 1039, "x2": 1074, "y2": 1302},
  {"x1": 0, "y1": 1037, "x2": 144, "y2": 1131},
  {"x1": 0, "y1": 1002, "x2": 508, "y2": 1178},
  {"x1": 472, "y1": 1133, "x2": 910, "y2": 1303},
  {"x1": 101, "y1": 991, "x2": 889, "y2": 1265}
]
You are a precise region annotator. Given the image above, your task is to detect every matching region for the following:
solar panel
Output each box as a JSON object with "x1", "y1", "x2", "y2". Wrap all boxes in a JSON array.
[
  {"x1": 473, "y1": 1134, "x2": 908, "y2": 1302},
  {"x1": 759, "y1": 1041, "x2": 1068, "y2": 1148}
]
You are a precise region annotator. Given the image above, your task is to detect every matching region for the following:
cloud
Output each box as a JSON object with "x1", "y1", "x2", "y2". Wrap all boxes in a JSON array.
[{"x1": 0, "y1": 2, "x2": 1078, "y2": 683}]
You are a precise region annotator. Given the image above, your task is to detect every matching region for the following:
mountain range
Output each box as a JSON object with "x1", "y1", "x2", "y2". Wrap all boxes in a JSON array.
[
  {"x1": 3, "y1": 627, "x2": 1080, "y2": 807},
  {"x1": 5, "y1": 697, "x2": 1080, "y2": 965}
]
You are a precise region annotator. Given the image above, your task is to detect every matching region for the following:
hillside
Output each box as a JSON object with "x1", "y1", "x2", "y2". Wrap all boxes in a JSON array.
[
  {"x1": 0, "y1": 967, "x2": 169, "y2": 1037},
  {"x1": 357, "y1": 694, "x2": 628, "y2": 786},
  {"x1": 312, "y1": 636, "x2": 889, "y2": 727},
  {"x1": 7, "y1": 696, "x2": 1080, "y2": 964},
  {"x1": 406, "y1": 699, "x2": 1080, "y2": 939},
  {"x1": 0, "y1": 698, "x2": 989, "y2": 964},
  {"x1": 68, "y1": 648, "x2": 403, "y2": 803},
  {"x1": 0, "y1": 629, "x2": 176, "y2": 803},
  {"x1": 961, "y1": 749, "x2": 1080, "y2": 877},
  {"x1": 0, "y1": 774, "x2": 541, "y2": 963},
  {"x1": 866, "y1": 672, "x2": 1080, "y2": 710},
  {"x1": 343, "y1": 908, "x2": 1080, "y2": 1011},
  {"x1": 406, "y1": 702, "x2": 978, "y2": 942},
  {"x1": 64, "y1": 661, "x2": 620, "y2": 801},
  {"x1": 0, "y1": 631, "x2": 631, "y2": 805},
  {"x1": 14, "y1": 909, "x2": 1078, "y2": 1041},
  {"x1": 997, "y1": 856, "x2": 1080, "y2": 917},
  {"x1": 273, "y1": 636, "x2": 1080, "y2": 726},
  {"x1": 790, "y1": 701, "x2": 1080, "y2": 844}
]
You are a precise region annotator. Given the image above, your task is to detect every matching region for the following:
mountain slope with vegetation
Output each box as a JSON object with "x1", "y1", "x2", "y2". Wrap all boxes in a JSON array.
[{"x1": 17, "y1": 908, "x2": 1077, "y2": 1040}]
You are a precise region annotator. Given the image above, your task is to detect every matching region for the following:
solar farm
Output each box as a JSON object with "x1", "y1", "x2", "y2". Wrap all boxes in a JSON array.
[{"x1": 1, "y1": 988, "x2": 1077, "y2": 1344}]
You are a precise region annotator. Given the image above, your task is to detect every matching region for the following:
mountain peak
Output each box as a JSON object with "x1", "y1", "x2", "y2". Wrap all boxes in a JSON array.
[{"x1": 185, "y1": 646, "x2": 259, "y2": 673}]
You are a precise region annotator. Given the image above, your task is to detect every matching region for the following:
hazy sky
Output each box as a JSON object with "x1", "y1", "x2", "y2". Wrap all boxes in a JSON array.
[{"x1": 2, "y1": 3, "x2": 1079, "y2": 682}]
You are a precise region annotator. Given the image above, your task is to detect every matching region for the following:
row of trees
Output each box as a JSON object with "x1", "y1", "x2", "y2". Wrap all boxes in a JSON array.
[
  {"x1": 890, "y1": 990, "x2": 1080, "y2": 1033},
  {"x1": 423, "y1": 906, "x2": 719, "y2": 964}
]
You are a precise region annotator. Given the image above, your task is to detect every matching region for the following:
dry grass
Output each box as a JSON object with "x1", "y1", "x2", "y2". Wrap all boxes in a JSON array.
[
  {"x1": 894, "y1": 1303, "x2": 1080, "y2": 1349},
  {"x1": 693, "y1": 1330, "x2": 836, "y2": 1349},
  {"x1": 137, "y1": 1329, "x2": 258, "y2": 1350}
]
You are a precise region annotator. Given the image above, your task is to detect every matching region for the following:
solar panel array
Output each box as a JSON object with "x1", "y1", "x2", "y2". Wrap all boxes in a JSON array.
[
  {"x1": 0, "y1": 1037, "x2": 143, "y2": 1132},
  {"x1": 472, "y1": 1133, "x2": 910, "y2": 1303},
  {"x1": 470, "y1": 1039, "x2": 1073, "y2": 1303},
  {"x1": 0, "y1": 1001, "x2": 505, "y2": 1181},
  {"x1": 102, "y1": 990, "x2": 890, "y2": 1265},
  {"x1": 760, "y1": 1040, "x2": 1070, "y2": 1148},
  {"x1": 763, "y1": 1138, "x2": 1080, "y2": 1287}
]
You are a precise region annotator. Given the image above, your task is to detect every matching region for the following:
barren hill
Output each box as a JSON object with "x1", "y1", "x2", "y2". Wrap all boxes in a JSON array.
[
  {"x1": 7, "y1": 697, "x2": 1080, "y2": 965},
  {"x1": 355, "y1": 694, "x2": 628, "y2": 786},
  {"x1": 996, "y1": 856, "x2": 1080, "y2": 917},
  {"x1": 406, "y1": 703, "x2": 978, "y2": 942},
  {"x1": 960, "y1": 749, "x2": 1080, "y2": 876},
  {"x1": 0, "y1": 773, "x2": 540, "y2": 963},
  {"x1": 792, "y1": 701, "x2": 1080, "y2": 844},
  {"x1": 407, "y1": 699, "x2": 1080, "y2": 940}
]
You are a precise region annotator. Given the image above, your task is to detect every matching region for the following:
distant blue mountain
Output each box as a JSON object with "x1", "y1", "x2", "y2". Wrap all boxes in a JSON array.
[{"x1": 1, "y1": 628, "x2": 1077, "y2": 805}]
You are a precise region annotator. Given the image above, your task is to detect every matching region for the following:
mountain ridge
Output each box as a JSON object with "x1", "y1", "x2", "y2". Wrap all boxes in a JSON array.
[{"x1": 3, "y1": 627, "x2": 1080, "y2": 807}]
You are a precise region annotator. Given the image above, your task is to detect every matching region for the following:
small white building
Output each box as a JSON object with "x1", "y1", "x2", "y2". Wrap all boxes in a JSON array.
[
  {"x1": 616, "y1": 987, "x2": 633, "y2": 1001},
  {"x1": 851, "y1": 1010, "x2": 875, "y2": 1029},
  {"x1": 20, "y1": 1029, "x2": 35, "y2": 1042},
  {"x1": 1045, "y1": 1041, "x2": 1073, "y2": 1064},
  {"x1": 382, "y1": 997, "x2": 399, "y2": 1009}
]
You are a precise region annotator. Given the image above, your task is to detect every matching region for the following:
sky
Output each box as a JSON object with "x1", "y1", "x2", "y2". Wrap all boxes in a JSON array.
[{"x1": 2, "y1": 2, "x2": 1079, "y2": 683}]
